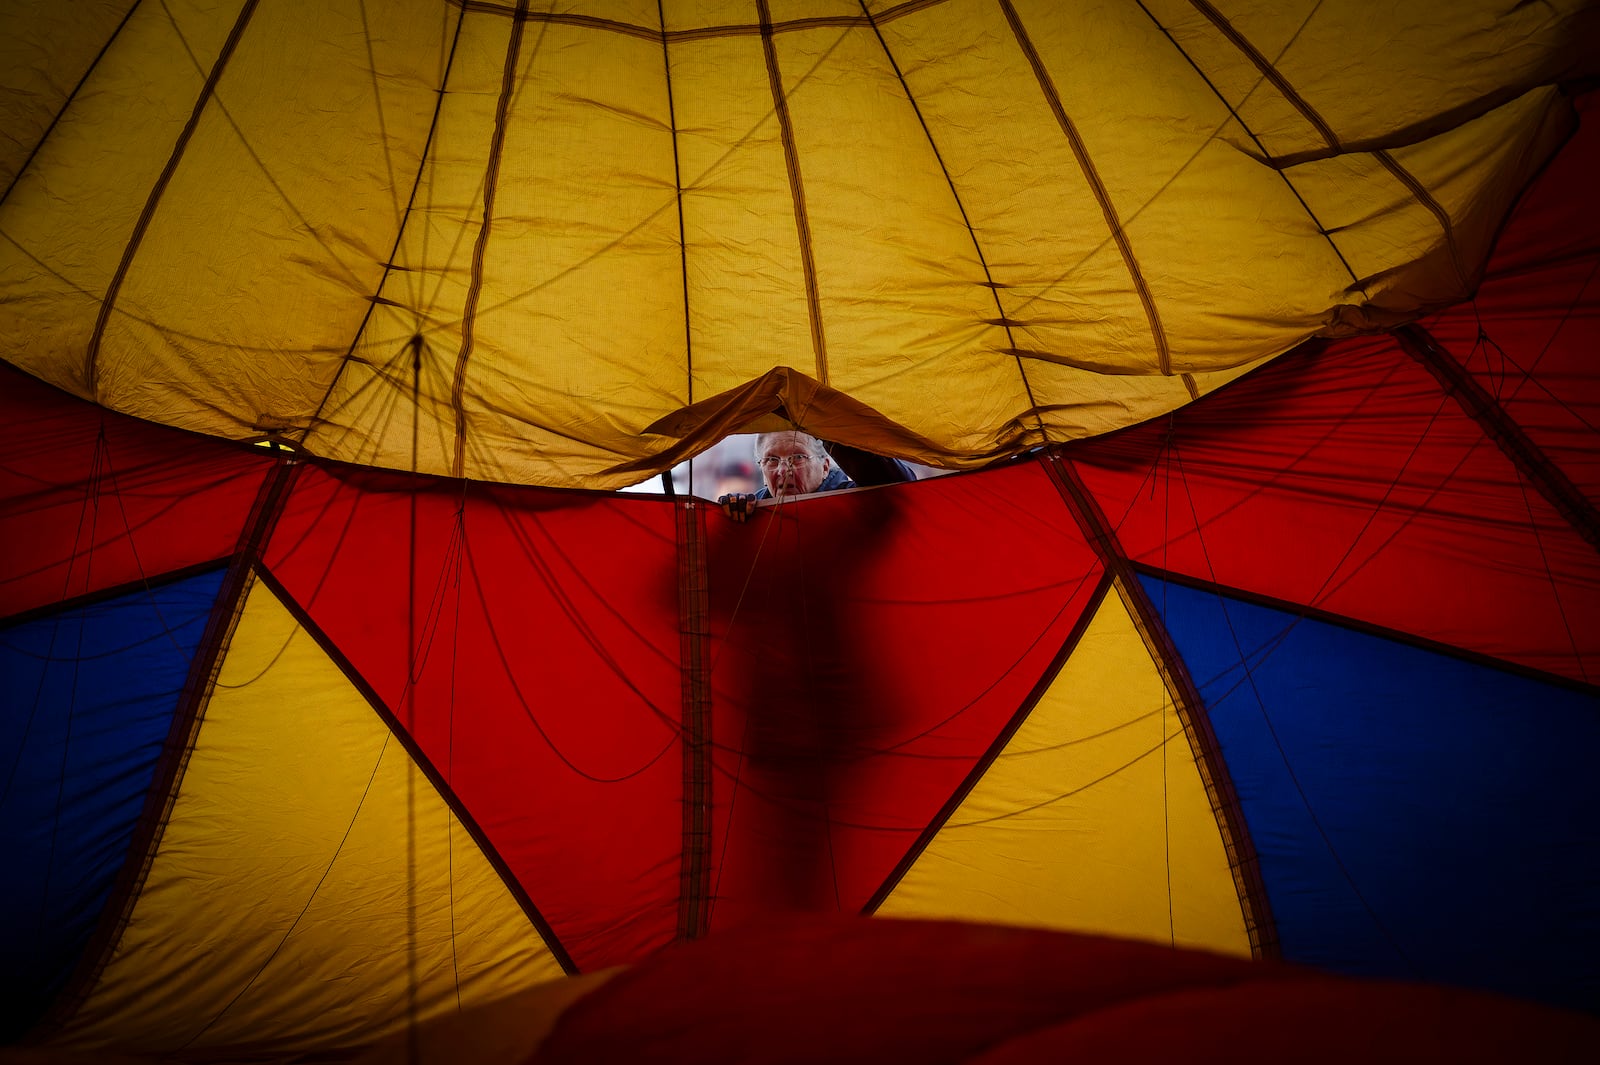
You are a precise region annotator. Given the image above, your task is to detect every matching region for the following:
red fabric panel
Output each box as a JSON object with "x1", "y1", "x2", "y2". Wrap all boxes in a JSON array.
[
  {"x1": 1422, "y1": 92, "x2": 1600, "y2": 499},
  {"x1": 0, "y1": 363, "x2": 274, "y2": 619},
  {"x1": 966, "y1": 978, "x2": 1597, "y2": 1065},
  {"x1": 530, "y1": 915, "x2": 1600, "y2": 1064},
  {"x1": 262, "y1": 464, "x2": 686, "y2": 972},
  {"x1": 1068, "y1": 336, "x2": 1600, "y2": 683},
  {"x1": 703, "y1": 462, "x2": 1103, "y2": 925}
]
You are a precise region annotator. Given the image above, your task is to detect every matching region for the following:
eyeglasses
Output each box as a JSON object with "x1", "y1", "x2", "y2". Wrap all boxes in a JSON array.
[{"x1": 759, "y1": 453, "x2": 817, "y2": 470}]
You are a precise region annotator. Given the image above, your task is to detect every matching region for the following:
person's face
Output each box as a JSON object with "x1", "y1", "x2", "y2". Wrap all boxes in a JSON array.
[{"x1": 758, "y1": 432, "x2": 829, "y2": 497}]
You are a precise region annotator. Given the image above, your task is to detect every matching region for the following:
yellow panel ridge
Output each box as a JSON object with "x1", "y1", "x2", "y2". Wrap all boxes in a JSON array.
[
  {"x1": 53, "y1": 574, "x2": 566, "y2": 1055},
  {"x1": 880, "y1": 589, "x2": 1250, "y2": 957}
]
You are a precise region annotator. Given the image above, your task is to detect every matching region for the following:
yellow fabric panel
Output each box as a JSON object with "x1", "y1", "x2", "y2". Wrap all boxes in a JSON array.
[
  {"x1": 54, "y1": 576, "x2": 564, "y2": 1056},
  {"x1": 0, "y1": 2, "x2": 1586, "y2": 487},
  {"x1": 552, "y1": 0, "x2": 661, "y2": 29},
  {"x1": 352, "y1": 969, "x2": 620, "y2": 1065},
  {"x1": 1137, "y1": 0, "x2": 1590, "y2": 160},
  {"x1": 879, "y1": 2, "x2": 1167, "y2": 372},
  {"x1": 940, "y1": 0, "x2": 1324, "y2": 372},
  {"x1": 309, "y1": 10, "x2": 513, "y2": 479},
  {"x1": 95, "y1": 0, "x2": 454, "y2": 438},
  {"x1": 673, "y1": 31, "x2": 818, "y2": 401},
  {"x1": 879, "y1": 586, "x2": 1251, "y2": 958},
  {"x1": 0, "y1": 0, "x2": 239, "y2": 395},
  {"x1": 764, "y1": 25, "x2": 1029, "y2": 450},
  {"x1": 659, "y1": 0, "x2": 741, "y2": 32},
  {"x1": 449, "y1": 20, "x2": 685, "y2": 482},
  {"x1": 1282, "y1": 88, "x2": 1569, "y2": 317},
  {"x1": 0, "y1": 1, "x2": 134, "y2": 192},
  {"x1": 660, "y1": 0, "x2": 868, "y2": 27}
]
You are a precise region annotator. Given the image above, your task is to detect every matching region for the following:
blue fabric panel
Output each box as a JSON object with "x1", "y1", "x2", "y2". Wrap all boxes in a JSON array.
[
  {"x1": 0, "y1": 569, "x2": 226, "y2": 1039},
  {"x1": 1141, "y1": 575, "x2": 1600, "y2": 1013}
]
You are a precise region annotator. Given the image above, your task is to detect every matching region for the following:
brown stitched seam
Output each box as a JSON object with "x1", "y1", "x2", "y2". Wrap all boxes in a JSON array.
[
  {"x1": 449, "y1": 0, "x2": 529, "y2": 478},
  {"x1": 657, "y1": 0, "x2": 693, "y2": 413},
  {"x1": 84, "y1": 0, "x2": 263, "y2": 400},
  {"x1": 863, "y1": 570, "x2": 1115, "y2": 914},
  {"x1": 857, "y1": 0, "x2": 1048, "y2": 446},
  {"x1": 448, "y1": 0, "x2": 950, "y2": 41},
  {"x1": 1398, "y1": 324, "x2": 1600, "y2": 553},
  {"x1": 675, "y1": 501, "x2": 712, "y2": 938},
  {"x1": 308, "y1": 8, "x2": 469, "y2": 446},
  {"x1": 1187, "y1": 2, "x2": 1472, "y2": 297},
  {"x1": 30, "y1": 457, "x2": 297, "y2": 1038},
  {"x1": 0, "y1": 0, "x2": 145, "y2": 211},
  {"x1": 758, "y1": 0, "x2": 829, "y2": 385},
  {"x1": 1044, "y1": 451, "x2": 1279, "y2": 959},
  {"x1": 1129, "y1": 559, "x2": 1600, "y2": 697},
  {"x1": 1188, "y1": 0, "x2": 1340, "y2": 149},
  {"x1": 251, "y1": 561, "x2": 580, "y2": 974},
  {"x1": 1000, "y1": 0, "x2": 1171, "y2": 375},
  {"x1": 1374, "y1": 150, "x2": 1469, "y2": 291},
  {"x1": 1133, "y1": 1, "x2": 1366, "y2": 299},
  {"x1": 0, "y1": 558, "x2": 231, "y2": 630}
]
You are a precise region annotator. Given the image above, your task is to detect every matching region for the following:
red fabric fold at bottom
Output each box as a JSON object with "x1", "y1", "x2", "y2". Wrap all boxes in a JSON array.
[{"x1": 533, "y1": 915, "x2": 1599, "y2": 1064}]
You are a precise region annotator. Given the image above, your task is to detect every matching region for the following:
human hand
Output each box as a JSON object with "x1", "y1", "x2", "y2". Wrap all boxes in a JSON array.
[{"x1": 718, "y1": 493, "x2": 759, "y2": 523}]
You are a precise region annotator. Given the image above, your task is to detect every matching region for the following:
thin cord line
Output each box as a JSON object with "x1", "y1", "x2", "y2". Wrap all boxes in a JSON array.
[
  {"x1": 856, "y1": 0, "x2": 1046, "y2": 445},
  {"x1": 486, "y1": 506, "x2": 681, "y2": 728},
  {"x1": 1160, "y1": 417, "x2": 1175, "y2": 947},
  {"x1": 85, "y1": 0, "x2": 264, "y2": 397},
  {"x1": 811, "y1": 558, "x2": 1104, "y2": 762},
  {"x1": 1134, "y1": 0, "x2": 1366, "y2": 297},
  {"x1": 406, "y1": 331, "x2": 421, "y2": 1064},
  {"x1": 98, "y1": 442, "x2": 206, "y2": 660},
  {"x1": 457, "y1": 538, "x2": 679, "y2": 784},
  {"x1": 157, "y1": 2, "x2": 367, "y2": 294},
  {"x1": 38, "y1": 431, "x2": 105, "y2": 932},
  {"x1": 2, "y1": 427, "x2": 107, "y2": 808},
  {"x1": 1465, "y1": 259, "x2": 1600, "y2": 433},
  {"x1": 1149, "y1": 417, "x2": 1513, "y2": 716},
  {"x1": 1514, "y1": 475, "x2": 1589, "y2": 683},
  {"x1": 309, "y1": 334, "x2": 424, "y2": 471},
  {"x1": 0, "y1": 1, "x2": 145, "y2": 210},
  {"x1": 306, "y1": 7, "x2": 469, "y2": 444},
  {"x1": 943, "y1": 733, "x2": 1175, "y2": 829},
  {"x1": 181, "y1": 735, "x2": 395, "y2": 1047},
  {"x1": 1169, "y1": 435, "x2": 1420, "y2": 976},
  {"x1": 692, "y1": 661, "x2": 1213, "y2": 835},
  {"x1": 446, "y1": 482, "x2": 467, "y2": 1010},
  {"x1": 1105, "y1": 347, "x2": 1417, "y2": 559},
  {"x1": 657, "y1": 0, "x2": 695, "y2": 481}
]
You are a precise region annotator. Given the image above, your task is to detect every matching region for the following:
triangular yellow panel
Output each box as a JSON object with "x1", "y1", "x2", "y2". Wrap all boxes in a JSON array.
[
  {"x1": 53, "y1": 574, "x2": 566, "y2": 1055},
  {"x1": 879, "y1": 586, "x2": 1250, "y2": 957}
]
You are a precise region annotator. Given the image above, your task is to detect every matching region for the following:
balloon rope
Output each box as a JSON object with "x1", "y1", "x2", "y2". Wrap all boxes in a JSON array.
[
  {"x1": 405, "y1": 337, "x2": 420, "y2": 1063},
  {"x1": 2, "y1": 424, "x2": 103, "y2": 811},
  {"x1": 38, "y1": 427, "x2": 104, "y2": 935},
  {"x1": 1515, "y1": 475, "x2": 1590, "y2": 684},
  {"x1": 1169, "y1": 424, "x2": 1424, "y2": 975},
  {"x1": 1160, "y1": 417, "x2": 1175, "y2": 948},
  {"x1": 447, "y1": 483, "x2": 467, "y2": 1006}
]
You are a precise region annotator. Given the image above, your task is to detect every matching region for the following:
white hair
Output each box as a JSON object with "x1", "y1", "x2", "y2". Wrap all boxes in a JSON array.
[{"x1": 753, "y1": 431, "x2": 828, "y2": 462}]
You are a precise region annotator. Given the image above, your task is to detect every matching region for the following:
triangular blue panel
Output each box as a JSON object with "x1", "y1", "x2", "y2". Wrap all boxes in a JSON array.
[
  {"x1": 1141, "y1": 575, "x2": 1600, "y2": 1013},
  {"x1": 0, "y1": 568, "x2": 227, "y2": 1038}
]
